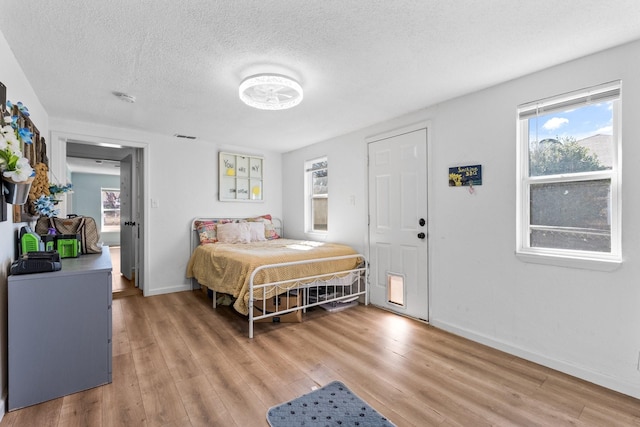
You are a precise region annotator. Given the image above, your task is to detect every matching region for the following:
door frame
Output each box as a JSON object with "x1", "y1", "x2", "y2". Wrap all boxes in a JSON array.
[
  {"x1": 49, "y1": 130, "x2": 149, "y2": 296},
  {"x1": 365, "y1": 120, "x2": 433, "y2": 321}
]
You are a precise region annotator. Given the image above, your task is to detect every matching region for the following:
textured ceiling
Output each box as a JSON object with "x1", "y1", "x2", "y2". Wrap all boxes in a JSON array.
[{"x1": 1, "y1": 1, "x2": 640, "y2": 153}]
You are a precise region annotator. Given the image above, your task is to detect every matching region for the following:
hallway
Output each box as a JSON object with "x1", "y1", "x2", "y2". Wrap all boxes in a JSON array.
[{"x1": 109, "y1": 246, "x2": 140, "y2": 298}]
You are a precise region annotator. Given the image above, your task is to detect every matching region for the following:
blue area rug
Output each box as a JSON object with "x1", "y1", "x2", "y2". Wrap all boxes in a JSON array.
[{"x1": 267, "y1": 380, "x2": 396, "y2": 427}]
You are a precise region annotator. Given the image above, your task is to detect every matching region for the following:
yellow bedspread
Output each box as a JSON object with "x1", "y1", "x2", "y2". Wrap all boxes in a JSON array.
[{"x1": 186, "y1": 239, "x2": 362, "y2": 315}]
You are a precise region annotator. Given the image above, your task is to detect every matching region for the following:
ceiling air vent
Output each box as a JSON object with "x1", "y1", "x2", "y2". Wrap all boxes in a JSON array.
[{"x1": 173, "y1": 134, "x2": 197, "y2": 140}]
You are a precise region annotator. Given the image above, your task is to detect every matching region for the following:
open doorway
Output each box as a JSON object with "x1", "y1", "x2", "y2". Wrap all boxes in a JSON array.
[
  {"x1": 50, "y1": 134, "x2": 146, "y2": 297},
  {"x1": 66, "y1": 153, "x2": 135, "y2": 296}
]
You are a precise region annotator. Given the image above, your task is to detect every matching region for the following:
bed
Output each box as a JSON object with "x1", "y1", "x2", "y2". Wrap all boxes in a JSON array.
[{"x1": 186, "y1": 215, "x2": 368, "y2": 337}]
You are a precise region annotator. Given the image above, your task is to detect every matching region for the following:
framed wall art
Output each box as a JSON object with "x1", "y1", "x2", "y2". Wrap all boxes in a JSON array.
[
  {"x1": 449, "y1": 164, "x2": 482, "y2": 187},
  {"x1": 219, "y1": 152, "x2": 263, "y2": 202}
]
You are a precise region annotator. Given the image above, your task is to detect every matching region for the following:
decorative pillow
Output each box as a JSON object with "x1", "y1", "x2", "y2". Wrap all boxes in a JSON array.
[
  {"x1": 247, "y1": 214, "x2": 280, "y2": 240},
  {"x1": 248, "y1": 221, "x2": 266, "y2": 242},
  {"x1": 195, "y1": 220, "x2": 218, "y2": 244},
  {"x1": 263, "y1": 222, "x2": 280, "y2": 240},
  {"x1": 217, "y1": 222, "x2": 251, "y2": 244},
  {"x1": 194, "y1": 219, "x2": 236, "y2": 244}
]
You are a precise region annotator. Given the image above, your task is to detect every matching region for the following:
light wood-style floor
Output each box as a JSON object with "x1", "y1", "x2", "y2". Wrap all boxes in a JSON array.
[
  {"x1": 109, "y1": 246, "x2": 141, "y2": 299},
  {"x1": 2, "y1": 290, "x2": 639, "y2": 427}
]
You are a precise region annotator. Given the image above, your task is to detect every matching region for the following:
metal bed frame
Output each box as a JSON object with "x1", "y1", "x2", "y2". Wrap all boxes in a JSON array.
[{"x1": 189, "y1": 217, "x2": 368, "y2": 338}]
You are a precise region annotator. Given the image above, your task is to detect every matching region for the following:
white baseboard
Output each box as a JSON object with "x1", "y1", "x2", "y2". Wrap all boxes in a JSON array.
[
  {"x1": 429, "y1": 319, "x2": 640, "y2": 400},
  {"x1": 144, "y1": 284, "x2": 191, "y2": 297}
]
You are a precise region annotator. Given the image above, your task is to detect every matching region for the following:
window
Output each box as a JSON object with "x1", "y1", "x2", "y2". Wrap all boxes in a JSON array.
[
  {"x1": 101, "y1": 188, "x2": 121, "y2": 232},
  {"x1": 516, "y1": 81, "x2": 621, "y2": 268},
  {"x1": 305, "y1": 157, "x2": 328, "y2": 232}
]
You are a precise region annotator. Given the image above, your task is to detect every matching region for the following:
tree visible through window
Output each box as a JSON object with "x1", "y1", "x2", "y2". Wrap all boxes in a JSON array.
[
  {"x1": 517, "y1": 81, "x2": 621, "y2": 263},
  {"x1": 101, "y1": 188, "x2": 121, "y2": 232},
  {"x1": 305, "y1": 157, "x2": 328, "y2": 232}
]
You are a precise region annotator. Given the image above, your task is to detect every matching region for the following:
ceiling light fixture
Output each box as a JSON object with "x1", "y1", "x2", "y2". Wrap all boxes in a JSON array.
[{"x1": 239, "y1": 74, "x2": 303, "y2": 110}]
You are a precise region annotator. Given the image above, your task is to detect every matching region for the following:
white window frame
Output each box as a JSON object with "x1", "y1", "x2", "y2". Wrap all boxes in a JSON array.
[
  {"x1": 516, "y1": 81, "x2": 622, "y2": 270},
  {"x1": 304, "y1": 156, "x2": 328, "y2": 234},
  {"x1": 101, "y1": 187, "x2": 121, "y2": 233}
]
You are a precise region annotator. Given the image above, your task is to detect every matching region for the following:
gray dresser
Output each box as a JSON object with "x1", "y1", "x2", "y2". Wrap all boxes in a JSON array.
[{"x1": 8, "y1": 246, "x2": 112, "y2": 411}]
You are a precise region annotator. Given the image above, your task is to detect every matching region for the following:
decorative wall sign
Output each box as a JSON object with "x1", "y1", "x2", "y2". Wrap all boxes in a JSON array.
[
  {"x1": 219, "y1": 152, "x2": 263, "y2": 202},
  {"x1": 449, "y1": 164, "x2": 482, "y2": 187},
  {"x1": 0, "y1": 81, "x2": 48, "y2": 222}
]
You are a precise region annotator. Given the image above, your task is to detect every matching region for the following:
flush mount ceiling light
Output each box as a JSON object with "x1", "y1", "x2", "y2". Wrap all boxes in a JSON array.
[{"x1": 239, "y1": 74, "x2": 303, "y2": 110}]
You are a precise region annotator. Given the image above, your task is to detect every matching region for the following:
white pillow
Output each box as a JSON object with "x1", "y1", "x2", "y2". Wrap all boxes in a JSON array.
[
  {"x1": 249, "y1": 221, "x2": 266, "y2": 242},
  {"x1": 216, "y1": 222, "x2": 251, "y2": 244}
]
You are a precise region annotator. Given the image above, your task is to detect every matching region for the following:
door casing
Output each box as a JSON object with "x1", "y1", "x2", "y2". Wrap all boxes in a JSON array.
[{"x1": 50, "y1": 131, "x2": 148, "y2": 295}]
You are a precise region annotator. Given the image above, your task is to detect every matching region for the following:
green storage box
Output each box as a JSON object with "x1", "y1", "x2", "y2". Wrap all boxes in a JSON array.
[
  {"x1": 56, "y1": 234, "x2": 80, "y2": 258},
  {"x1": 20, "y1": 233, "x2": 41, "y2": 254}
]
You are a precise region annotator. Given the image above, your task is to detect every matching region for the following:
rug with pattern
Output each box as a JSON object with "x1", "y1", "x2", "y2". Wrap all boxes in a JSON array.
[{"x1": 267, "y1": 380, "x2": 396, "y2": 427}]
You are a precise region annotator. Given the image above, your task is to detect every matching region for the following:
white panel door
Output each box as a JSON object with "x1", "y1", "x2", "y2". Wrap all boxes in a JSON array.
[
  {"x1": 120, "y1": 154, "x2": 135, "y2": 282},
  {"x1": 368, "y1": 128, "x2": 428, "y2": 320}
]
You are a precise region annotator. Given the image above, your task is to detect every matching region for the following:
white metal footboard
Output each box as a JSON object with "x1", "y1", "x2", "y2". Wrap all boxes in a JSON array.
[{"x1": 248, "y1": 254, "x2": 368, "y2": 338}]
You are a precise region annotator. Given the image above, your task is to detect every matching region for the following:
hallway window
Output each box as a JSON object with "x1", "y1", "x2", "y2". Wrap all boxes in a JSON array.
[
  {"x1": 516, "y1": 81, "x2": 621, "y2": 268},
  {"x1": 101, "y1": 188, "x2": 120, "y2": 232},
  {"x1": 305, "y1": 157, "x2": 328, "y2": 233}
]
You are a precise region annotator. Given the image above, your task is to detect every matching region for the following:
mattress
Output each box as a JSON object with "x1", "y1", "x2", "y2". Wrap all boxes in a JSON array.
[{"x1": 186, "y1": 239, "x2": 362, "y2": 315}]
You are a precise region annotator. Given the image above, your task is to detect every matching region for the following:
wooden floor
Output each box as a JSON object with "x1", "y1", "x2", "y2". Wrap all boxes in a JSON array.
[
  {"x1": 2, "y1": 290, "x2": 639, "y2": 427},
  {"x1": 109, "y1": 246, "x2": 141, "y2": 299}
]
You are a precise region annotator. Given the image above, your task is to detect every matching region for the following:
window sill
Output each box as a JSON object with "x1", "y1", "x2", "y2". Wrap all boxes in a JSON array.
[
  {"x1": 515, "y1": 250, "x2": 622, "y2": 272},
  {"x1": 305, "y1": 230, "x2": 328, "y2": 238}
]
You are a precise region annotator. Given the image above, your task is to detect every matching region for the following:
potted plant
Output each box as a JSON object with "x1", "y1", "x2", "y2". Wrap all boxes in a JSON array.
[{"x1": 0, "y1": 100, "x2": 35, "y2": 204}]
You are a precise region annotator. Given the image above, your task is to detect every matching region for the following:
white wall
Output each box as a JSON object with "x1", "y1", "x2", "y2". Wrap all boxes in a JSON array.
[
  {"x1": 49, "y1": 118, "x2": 283, "y2": 296},
  {"x1": 3, "y1": 21, "x2": 639, "y2": 410},
  {"x1": 283, "y1": 40, "x2": 640, "y2": 399},
  {"x1": 0, "y1": 29, "x2": 50, "y2": 416},
  {"x1": 281, "y1": 133, "x2": 368, "y2": 253}
]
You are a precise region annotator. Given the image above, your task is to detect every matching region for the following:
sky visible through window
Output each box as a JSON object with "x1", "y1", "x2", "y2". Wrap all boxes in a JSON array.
[{"x1": 529, "y1": 102, "x2": 613, "y2": 143}]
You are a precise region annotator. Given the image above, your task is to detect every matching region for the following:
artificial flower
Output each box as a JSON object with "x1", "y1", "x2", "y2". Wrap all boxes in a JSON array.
[
  {"x1": 49, "y1": 183, "x2": 73, "y2": 196},
  {"x1": 0, "y1": 100, "x2": 34, "y2": 183},
  {"x1": 33, "y1": 195, "x2": 59, "y2": 218},
  {"x1": 6, "y1": 100, "x2": 29, "y2": 117},
  {"x1": 17, "y1": 127, "x2": 33, "y2": 144},
  {"x1": 3, "y1": 157, "x2": 34, "y2": 182}
]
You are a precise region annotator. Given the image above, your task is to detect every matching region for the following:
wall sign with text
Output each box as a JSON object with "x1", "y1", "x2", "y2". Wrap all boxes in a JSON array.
[
  {"x1": 449, "y1": 164, "x2": 482, "y2": 187},
  {"x1": 219, "y1": 152, "x2": 264, "y2": 202}
]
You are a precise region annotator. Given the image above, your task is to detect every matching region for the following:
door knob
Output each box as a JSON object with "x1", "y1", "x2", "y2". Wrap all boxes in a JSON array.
[
  {"x1": 419, "y1": 218, "x2": 425, "y2": 227},
  {"x1": 417, "y1": 232, "x2": 426, "y2": 239}
]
